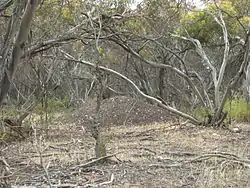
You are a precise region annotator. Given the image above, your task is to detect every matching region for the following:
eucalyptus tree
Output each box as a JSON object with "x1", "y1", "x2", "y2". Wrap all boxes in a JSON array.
[
  {"x1": 1, "y1": 0, "x2": 250, "y2": 132},
  {"x1": 0, "y1": 0, "x2": 41, "y2": 104},
  {"x1": 65, "y1": 0, "x2": 250, "y2": 126}
]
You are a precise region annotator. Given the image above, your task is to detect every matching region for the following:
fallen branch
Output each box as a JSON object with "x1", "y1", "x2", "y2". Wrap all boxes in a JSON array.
[
  {"x1": 160, "y1": 151, "x2": 197, "y2": 157},
  {"x1": 84, "y1": 173, "x2": 114, "y2": 187},
  {"x1": 70, "y1": 152, "x2": 122, "y2": 170},
  {"x1": 51, "y1": 183, "x2": 78, "y2": 187},
  {"x1": 19, "y1": 151, "x2": 87, "y2": 159},
  {"x1": 185, "y1": 153, "x2": 250, "y2": 168},
  {"x1": 0, "y1": 157, "x2": 12, "y2": 179},
  {"x1": 149, "y1": 163, "x2": 182, "y2": 168},
  {"x1": 150, "y1": 152, "x2": 250, "y2": 169}
]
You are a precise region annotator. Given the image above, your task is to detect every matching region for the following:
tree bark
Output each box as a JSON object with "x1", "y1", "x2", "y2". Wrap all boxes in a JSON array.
[{"x1": 0, "y1": 0, "x2": 40, "y2": 104}]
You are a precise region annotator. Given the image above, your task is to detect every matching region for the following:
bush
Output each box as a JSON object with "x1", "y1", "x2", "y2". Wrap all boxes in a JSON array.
[
  {"x1": 35, "y1": 98, "x2": 71, "y2": 114},
  {"x1": 224, "y1": 98, "x2": 250, "y2": 122},
  {"x1": 189, "y1": 97, "x2": 250, "y2": 123}
]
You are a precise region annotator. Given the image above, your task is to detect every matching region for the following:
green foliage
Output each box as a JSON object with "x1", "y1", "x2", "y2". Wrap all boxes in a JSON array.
[
  {"x1": 141, "y1": 0, "x2": 181, "y2": 33},
  {"x1": 224, "y1": 98, "x2": 250, "y2": 122},
  {"x1": 191, "y1": 107, "x2": 212, "y2": 120},
  {"x1": 179, "y1": 1, "x2": 249, "y2": 44},
  {"x1": 1, "y1": 106, "x2": 19, "y2": 117},
  {"x1": 240, "y1": 16, "x2": 250, "y2": 27},
  {"x1": 35, "y1": 98, "x2": 71, "y2": 114},
  {"x1": 227, "y1": 0, "x2": 250, "y2": 16},
  {"x1": 97, "y1": 47, "x2": 104, "y2": 56},
  {"x1": 189, "y1": 98, "x2": 250, "y2": 122},
  {"x1": 0, "y1": 132, "x2": 13, "y2": 142},
  {"x1": 122, "y1": 18, "x2": 149, "y2": 34},
  {"x1": 35, "y1": 0, "x2": 83, "y2": 36},
  {"x1": 61, "y1": 7, "x2": 75, "y2": 25},
  {"x1": 60, "y1": 0, "x2": 82, "y2": 25},
  {"x1": 144, "y1": 0, "x2": 180, "y2": 20}
]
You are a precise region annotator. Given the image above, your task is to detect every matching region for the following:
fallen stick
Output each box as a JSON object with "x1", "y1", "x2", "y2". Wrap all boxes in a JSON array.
[
  {"x1": 150, "y1": 152, "x2": 250, "y2": 169},
  {"x1": 70, "y1": 152, "x2": 123, "y2": 170},
  {"x1": 183, "y1": 153, "x2": 250, "y2": 168},
  {"x1": 83, "y1": 174, "x2": 114, "y2": 187}
]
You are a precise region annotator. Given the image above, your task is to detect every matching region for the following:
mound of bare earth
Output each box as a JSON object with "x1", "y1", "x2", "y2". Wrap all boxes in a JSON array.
[{"x1": 67, "y1": 96, "x2": 173, "y2": 127}]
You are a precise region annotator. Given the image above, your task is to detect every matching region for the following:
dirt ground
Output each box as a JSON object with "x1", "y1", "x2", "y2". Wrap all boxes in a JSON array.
[{"x1": 1, "y1": 97, "x2": 250, "y2": 187}]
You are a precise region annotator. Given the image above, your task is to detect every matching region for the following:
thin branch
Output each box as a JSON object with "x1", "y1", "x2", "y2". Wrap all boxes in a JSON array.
[
  {"x1": 70, "y1": 152, "x2": 123, "y2": 170},
  {"x1": 172, "y1": 34, "x2": 218, "y2": 87},
  {"x1": 216, "y1": 33, "x2": 250, "y2": 117},
  {"x1": 109, "y1": 38, "x2": 208, "y2": 107},
  {"x1": 45, "y1": 53, "x2": 202, "y2": 125},
  {"x1": 84, "y1": 174, "x2": 114, "y2": 187}
]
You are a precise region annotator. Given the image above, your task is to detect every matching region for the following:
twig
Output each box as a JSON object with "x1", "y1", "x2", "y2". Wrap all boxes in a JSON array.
[
  {"x1": 184, "y1": 153, "x2": 250, "y2": 168},
  {"x1": 138, "y1": 147, "x2": 157, "y2": 155},
  {"x1": 0, "y1": 174, "x2": 13, "y2": 179},
  {"x1": 32, "y1": 129, "x2": 52, "y2": 187},
  {"x1": 84, "y1": 173, "x2": 114, "y2": 187},
  {"x1": 149, "y1": 163, "x2": 182, "y2": 168},
  {"x1": 70, "y1": 152, "x2": 123, "y2": 170},
  {"x1": 0, "y1": 157, "x2": 12, "y2": 179},
  {"x1": 160, "y1": 151, "x2": 197, "y2": 157},
  {"x1": 19, "y1": 151, "x2": 86, "y2": 159},
  {"x1": 208, "y1": 151, "x2": 240, "y2": 159},
  {"x1": 51, "y1": 183, "x2": 78, "y2": 187},
  {"x1": 48, "y1": 145, "x2": 69, "y2": 152},
  {"x1": 151, "y1": 152, "x2": 250, "y2": 169},
  {"x1": 123, "y1": 100, "x2": 137, "y2": 126}
]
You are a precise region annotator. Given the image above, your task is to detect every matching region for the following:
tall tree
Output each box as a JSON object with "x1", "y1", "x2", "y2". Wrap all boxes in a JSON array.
[{"x1": 0, "y1": 0, "x2": 41, "y2": 104}]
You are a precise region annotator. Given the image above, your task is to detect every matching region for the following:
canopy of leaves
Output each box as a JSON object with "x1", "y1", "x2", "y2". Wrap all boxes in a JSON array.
[
  {"x1": 179, "y1": 1, "x2": 249, "y2": 44},
  {"x1": 227, "y1": 0, "x2": 250, "y2": 16}
]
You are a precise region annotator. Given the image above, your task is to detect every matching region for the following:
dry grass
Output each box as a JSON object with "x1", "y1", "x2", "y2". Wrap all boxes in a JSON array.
[{"x1": 0, "y1": 118, "x2": 249, "y2": 187}]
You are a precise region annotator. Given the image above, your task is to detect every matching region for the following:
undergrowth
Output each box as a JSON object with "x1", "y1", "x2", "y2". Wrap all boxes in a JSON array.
[
  {"x1": 35, "y1": 97, "x2": 71, "y2": 114},
  {"x1": 189, "y1": 97, "x2": 250, "y2": 122},
  {"x1": 224, "y1": 98, "x2": 250, "y2": 122}
]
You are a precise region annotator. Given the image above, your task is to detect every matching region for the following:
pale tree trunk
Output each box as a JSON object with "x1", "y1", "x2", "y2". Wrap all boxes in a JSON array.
[
  {"x1": 172, "y1": 10, "x2": 232, "y2": 125},
  {"x1": 0, "y1": 0, "x2": 24, "y2": 65},
  {"x1": 245, "y1": 61, "x2": 250, "y2": 102},
  {"x1": 0, "y1": 0, "x2": 40, "y2": 104},
  {"x1": 215, "y1": 34, "x2": 250, "y2": 120},
  {"x1": 210, "y1": 11, "x2": 229, "y2": 118}
]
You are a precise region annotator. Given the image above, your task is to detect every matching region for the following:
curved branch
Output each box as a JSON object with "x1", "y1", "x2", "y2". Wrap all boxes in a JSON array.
[
  {"x1": 0, "y1": 0, "x2": 13, "y2": 10},
  {"x1": 50, "y1": 54, "x2": 202, "y2": 125},
  {"x1": 22, "y1": 35, "x2": 79, "y2": 58},
  {"x1": 215, "y1": 32, "x2": 250, "y2": 119},
  {"x1": 109, "y1": 38, "x2": 208, "y2": 107}
]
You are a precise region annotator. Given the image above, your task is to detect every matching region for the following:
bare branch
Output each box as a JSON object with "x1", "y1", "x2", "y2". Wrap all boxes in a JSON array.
[
  {"x1": 47, "y1": 53, "x2": 202, "y2": 125},
  {"x1": 109, "y1": 37, "x2": 208, "y2": 107}
]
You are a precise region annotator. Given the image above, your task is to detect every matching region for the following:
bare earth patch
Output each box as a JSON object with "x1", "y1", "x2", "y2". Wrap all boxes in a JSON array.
[{"x1": 0, "y1": 97, "x2": 249, "y2": 187}]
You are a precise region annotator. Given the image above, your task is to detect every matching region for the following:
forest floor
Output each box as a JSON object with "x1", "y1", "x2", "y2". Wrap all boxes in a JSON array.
[{"x1": 1, "y1": 96, "x2": 250, "y2": 187}]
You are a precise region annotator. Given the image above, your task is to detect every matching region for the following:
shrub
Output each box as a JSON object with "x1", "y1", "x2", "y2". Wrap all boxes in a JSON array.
[
  {"x1": 35, "y1": 97, "x2": 71, "y2": 114},
  {"x1": 224, "y1": 97, "x2": 250, "y2": 122}
]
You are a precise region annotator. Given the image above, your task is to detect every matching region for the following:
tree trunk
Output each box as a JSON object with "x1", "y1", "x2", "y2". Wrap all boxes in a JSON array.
[{"x1": 0, "y1": 0, "x2": 40, "y2": 104}]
